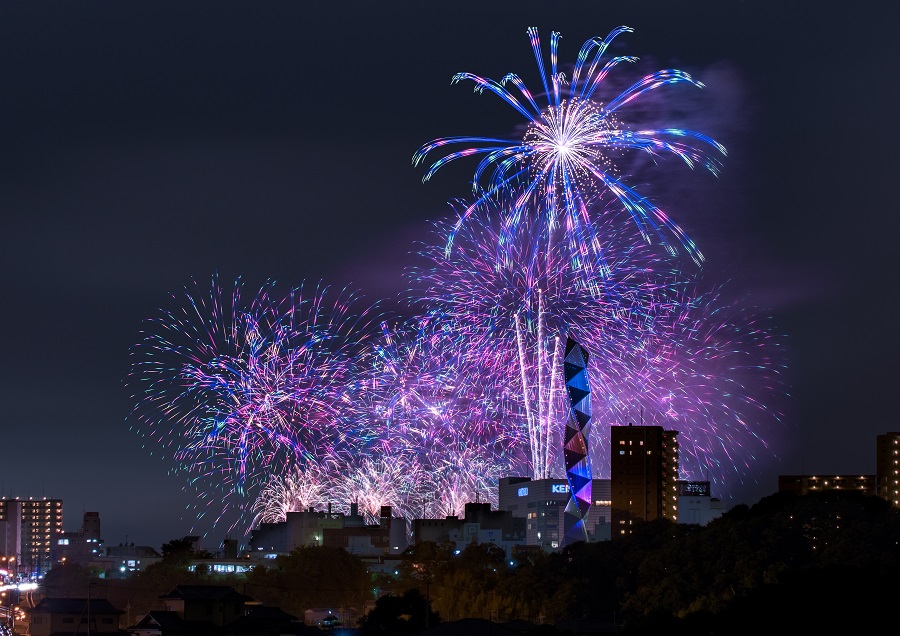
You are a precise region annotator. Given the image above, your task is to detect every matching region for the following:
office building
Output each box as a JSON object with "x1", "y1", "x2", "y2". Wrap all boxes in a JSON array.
[
  {"x1": 413, "y1": 502, "x2": 526, "y2": 558},
  {"x1": 610, "y1": 424, "x2": 679, "y2": 538},
  {"x1": 56, "y1": 511, "x2": 104, "y2": 567},
  {"x1": 498, "y1": 477, "x2": 611, "y2": 550},
  {"x1": 248, "y1": 503, "x2": 407, "y2": 559}
]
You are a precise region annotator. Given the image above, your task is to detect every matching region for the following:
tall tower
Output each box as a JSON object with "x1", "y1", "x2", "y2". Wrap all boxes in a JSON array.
[
  {"x1": 610, "y1": 424, "x2": 678, "y2": 538},
  {"x1": 876, "y1": 432, "x2": 900, "y2": 507},
  {"x1": 561, "y1": 337, "x2": 592, "y2": 546}
]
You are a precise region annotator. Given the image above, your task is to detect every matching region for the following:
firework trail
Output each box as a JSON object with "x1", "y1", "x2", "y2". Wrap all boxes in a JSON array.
[
  {"x1": 251, "y1": 461, "x2": 330, "y2": 526},
  {"x1": 329, "y1": 455, "x2": 424, "y2": 524},
  {"x1": 413, "y1": 26, "x2": 726, "y2": 266},
  {"x1": 126, "y1": 274, "x2": 381, "y2": 535}
]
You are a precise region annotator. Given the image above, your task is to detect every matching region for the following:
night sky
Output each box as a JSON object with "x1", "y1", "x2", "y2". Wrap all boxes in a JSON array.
[{"x1": 2, "y1": 1, "x2": 897, "y2": 550}]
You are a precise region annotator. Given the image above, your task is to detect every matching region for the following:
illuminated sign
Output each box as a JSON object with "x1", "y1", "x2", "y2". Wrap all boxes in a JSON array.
[
  {"x1": 551, "y1": 484, "x2": 570, "y2": 494},
  {"x1": 517, "y1": 487, "x2": 529, "y2": 497},
  {"x1": 678, "y1": 481, "x2": 710, "y2": 496}
]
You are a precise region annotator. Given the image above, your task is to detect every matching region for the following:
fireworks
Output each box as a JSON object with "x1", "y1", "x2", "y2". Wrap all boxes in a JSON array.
[
  {"x1": 363, "y1": 313, "x2": 523, "y2": 517},
  {"x1": 413, "y1": 26, "x2": 726, "y2": 265},
  {"x1": 251, "y1": 461, "x2": 329, "y2": 526},
  {"x1": 126, "y1": 274, "x2": 382, "y2": 534},
  {"x1": 605, "y1": 277, "x2": 789, "y2": 491},
  {"x1": 406, "y1": 198, "x2": 669, "y2": 481},
  {"x1": 407, "y1": 201, "x2": 787, "y2": 494},
  {"x1": 127, "y1": 25, "x2": 786, "y2": 542}
]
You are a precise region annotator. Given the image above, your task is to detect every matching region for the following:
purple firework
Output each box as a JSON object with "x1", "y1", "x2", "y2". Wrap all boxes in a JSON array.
[
  {"x1": 408, "y1": 201, "x2": 787, "y2": 499},
  {"x1": 363, "y1": 313, "x2": 523, "y2": 518},
  {"x1": 408, "y1": 198, "x2": 668, "y2": 480},
  {"x1": 126, "y1": 274, "x2": 382, "y2": 535}
]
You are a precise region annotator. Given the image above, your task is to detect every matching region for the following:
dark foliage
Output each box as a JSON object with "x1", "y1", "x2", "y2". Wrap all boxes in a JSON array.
[{"x1": 358, "y1": 588, "x2": 440, "y2": 635}]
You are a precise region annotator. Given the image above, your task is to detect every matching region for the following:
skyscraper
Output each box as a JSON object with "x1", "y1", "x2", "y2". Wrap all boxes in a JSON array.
[{"x1": 610, "y1": 424, "x2": 678, "y2": 538}]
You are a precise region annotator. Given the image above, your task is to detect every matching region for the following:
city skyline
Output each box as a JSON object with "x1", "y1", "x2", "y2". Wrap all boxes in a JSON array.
[{"x1": 2, "y1": 1, "x2": 897, "y2": 550}]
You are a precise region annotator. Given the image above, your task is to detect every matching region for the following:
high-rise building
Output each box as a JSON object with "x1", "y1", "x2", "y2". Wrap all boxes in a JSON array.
[
  {"x1": 876, "y1": 431, "x2": 900, "y2": 507},
  {"x1": 610, "y1": 424, "x2": 679, "y2": 538},
  {"x1": 0, "y1": 500, "x2": 22, "y2": 574},
  {"x1": 0, "y1": 497, "x2": 63, "y2": 577}
]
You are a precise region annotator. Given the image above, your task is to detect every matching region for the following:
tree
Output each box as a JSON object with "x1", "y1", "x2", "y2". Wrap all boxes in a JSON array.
[
  {"x1": 358, "y1": 588, "x2": 440, "y2": 635},
  {"x1": 243, "y1": 546, "x2": 369, "y2": 618}
]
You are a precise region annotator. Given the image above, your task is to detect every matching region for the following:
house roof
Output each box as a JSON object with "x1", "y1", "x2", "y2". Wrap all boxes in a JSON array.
[
  {"x1": 129, "y1": 610, "x2": 220, "y2": 635},
  {"x1": 31, "y1": 597, "x2": 124, "y2": 615},
  {"x1": 159, "y1": 584, "x2": 254, "y2": 602}
]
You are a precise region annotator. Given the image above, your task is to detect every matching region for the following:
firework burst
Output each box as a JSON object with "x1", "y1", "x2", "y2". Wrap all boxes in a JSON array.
[
  {"x1": 126, "y1": 274, "x2": 381, "y2": 534},
  {"x1": 413, "y1": 26, "x2": 726, "y2": 265}
]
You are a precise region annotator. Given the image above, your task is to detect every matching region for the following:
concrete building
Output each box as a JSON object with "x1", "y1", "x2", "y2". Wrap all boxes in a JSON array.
[
  {"x1": 56, "y1": 511, "x2": 104, "y2": 567},
  {"x1": 610, "y1": 424, "x2": 679, "y2": 538},
  {"x1": 95, "y1": 544, "x2": 163, "y2": 577},
  {"x1": 0, "y1": 501, "x2": 21, "y2": 575},
  {"x1": 0, "y1": 498, "x2": 63, "y2": 577},
  {"x1": 676, "y1": 481, "x2": 725, "y2": 526},
  {"x1": 413, "y1": 502, "x2": 526, "y2": 557},
  {"x1": 776, "y1": 431, "x2": 900, "y2": 507},
  {"x1": 497, "y1": 477, "x2": 611, "y2": 550},
  {"x1": 248, "y1": 503, "x2": 407, "y2": 559}
]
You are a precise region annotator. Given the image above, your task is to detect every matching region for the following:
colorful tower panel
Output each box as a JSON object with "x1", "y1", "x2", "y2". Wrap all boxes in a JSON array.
[{"x1": 562, "y1": 336, "x2": 592, "y2": 546}]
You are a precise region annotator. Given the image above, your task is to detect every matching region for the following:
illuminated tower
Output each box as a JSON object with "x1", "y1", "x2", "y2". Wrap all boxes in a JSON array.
[
  {"x1": 561, "y1": 337, "x2": 592, "y2": 546},
  {"x1": 610, "y1": 424, "x2": 678, "y2": 538},
  {"x1": 876, "y1": 431, "x2": 900, "y2": 507}
]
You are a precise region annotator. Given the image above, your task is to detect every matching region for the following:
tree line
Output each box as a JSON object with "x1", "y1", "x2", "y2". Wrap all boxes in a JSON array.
[{"x1": 40, "y1": 489, "x2": 900, "y2": 634}]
